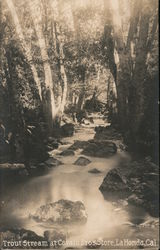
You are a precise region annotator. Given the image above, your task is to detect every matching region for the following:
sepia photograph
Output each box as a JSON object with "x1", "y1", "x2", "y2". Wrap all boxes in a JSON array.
[{"x1": 0, "y1": 0, "x2": 159, "y2": 249}]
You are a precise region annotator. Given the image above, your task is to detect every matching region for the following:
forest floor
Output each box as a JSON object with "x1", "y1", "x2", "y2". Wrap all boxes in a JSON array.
[{"x1": 0, "y1": 113, "x2": 159, "y2": 249}]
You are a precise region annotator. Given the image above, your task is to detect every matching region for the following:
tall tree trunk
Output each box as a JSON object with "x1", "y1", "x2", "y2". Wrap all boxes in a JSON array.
[
  {"x1": 106, "y1": 0, "x2": 158, "y2": 141},
  {"x1": 102, "y1": 2, "x2": 117, "y2": 82},
  {"x1": 0, "y1": 0, "x2": 2, "y2": 76},
  {"x1": 103, "y1": 0, "x2": 130, "y2": 130},
  {"x1": 54, "y1": 21, "x2": 68, "y2": 117},
  {"x1": 50, "y1": 0, "x2": 68, "y2": 122},
  {"x1": 29, "y1": 0, "x2": 56, "y2": 131},
  {"x1": 130, "y1": 10, "x2": 153, "y2": 136},
  {"x1": 114, "y1": 50, "x2": 131, "y2": 129},
  {"x1": 5, "y1": 0, "x2": 42, "y2": 101},
  {"x1": 106, "y1": 76, "x2": 111, "y2": 105}
]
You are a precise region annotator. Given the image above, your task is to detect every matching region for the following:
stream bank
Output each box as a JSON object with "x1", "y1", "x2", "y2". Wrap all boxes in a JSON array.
[{"x1": 0, "y1": 115, "x2": 159, "y2": 249}]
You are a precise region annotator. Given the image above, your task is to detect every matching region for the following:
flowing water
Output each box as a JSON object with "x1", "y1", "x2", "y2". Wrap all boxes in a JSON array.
[{"x1": 0, "y1": 117, "x2": 159, "y2": 249}]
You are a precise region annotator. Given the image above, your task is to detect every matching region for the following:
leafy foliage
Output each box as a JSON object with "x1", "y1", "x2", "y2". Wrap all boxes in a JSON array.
[{"x1": 0, "y1": 0, "x2": 158, "y2": 162}]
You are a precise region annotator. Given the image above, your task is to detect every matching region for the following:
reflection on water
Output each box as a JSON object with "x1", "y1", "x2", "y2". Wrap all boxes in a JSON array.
[{"x1": 0, "y1": 122, "x2": 159, "y2": 247}]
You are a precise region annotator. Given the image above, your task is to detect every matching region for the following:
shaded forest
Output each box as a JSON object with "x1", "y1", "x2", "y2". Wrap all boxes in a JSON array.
[{"x1": 0, "y1": 0, "x2": 159, "y2": 164}]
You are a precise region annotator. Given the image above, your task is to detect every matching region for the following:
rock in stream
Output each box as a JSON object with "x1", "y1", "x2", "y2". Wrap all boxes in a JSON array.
[
  {"x1": 99, "y1": 158, "x2": 159, "y2": 217},
  {"x1": 99, "y1": 168, "x2": 129, "y2": 195},
  {"x1": 74, "y1": 156, "x2": 91, "y2": 166},
  {"x1": 31, "y1": 199, "x2": 87, "y2": 224},
  {"x1": 82, "y1": 140, "x2": 117, "y2": 158},
  {"x1": 69, "y1": 139, "x2": 117, "y2": 158}
]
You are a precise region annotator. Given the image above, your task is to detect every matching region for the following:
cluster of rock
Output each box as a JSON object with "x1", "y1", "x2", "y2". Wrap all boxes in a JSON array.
[
  {"x1": 82, "y1": 140, "x2": 117, "y2": 158},
  {"x1": 69, "y1": 139, "x2": 117, "y2": 158},
  {"x1": 0, "y1": 126, "x2": 118, "y2": 178},
  {"x1": 0, "y1": 156, "x2": 64, "y2": 179},
  {"x1": 99, "y1": 158, "x2": 159, "y2": 217},
  {"x1": 94, "y1": 126, "x2": 122, "y2": 141}
]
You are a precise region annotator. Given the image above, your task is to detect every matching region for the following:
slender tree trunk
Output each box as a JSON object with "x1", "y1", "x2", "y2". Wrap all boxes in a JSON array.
[
  {"x1": 102, "y1": 2, "x2": 117, "y2": 83},
  {"x1": 50, "y1": 0, "x2": 68, "y2": 121},
  {"x1": 77, "y1": 86, "x2": 85, "y2": 111},
  {"x1": 106, "y1": 76, "x2": 111, "y2": 106},
  {"x1": 54, "y1": 21, "x2": 67, "y2": 116}
]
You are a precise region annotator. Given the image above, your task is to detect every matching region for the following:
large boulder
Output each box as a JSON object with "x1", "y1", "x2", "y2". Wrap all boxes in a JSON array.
[
  {"x1": 99, "y1": 168, "x2": 129, "y2": 195},
  {"x1": 61, "y1": 123, "x2": 74, "y2": 137},
  {"x1": 82, "y1": 140, "x2": 117, "y2": 158},
  {"x1": 134, "y1": 181, "x2": 159, "y2": 217},
  {"x1": 74, "y1": 156, "x2": 91, "y2": 166},
  {"x1": 99, "y1": 158, "x2": 159, "y2": 217},
  {"x1": 31, "y1": 199, "x2": 87, "y2": 224}
]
